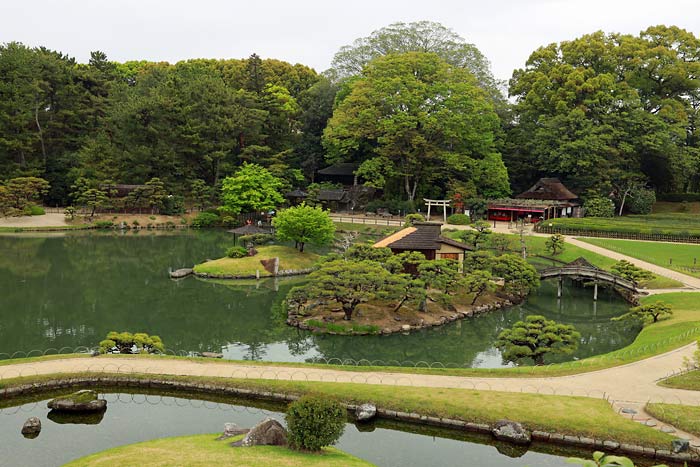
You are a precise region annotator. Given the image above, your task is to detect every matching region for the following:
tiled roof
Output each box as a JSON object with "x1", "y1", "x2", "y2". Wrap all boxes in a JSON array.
[
  {"x1": 373, "y1": 223, "x2": 472, "y2": 251},
  {"x1": 516, "y1": 178, "x2": 578, "y2": 201}
]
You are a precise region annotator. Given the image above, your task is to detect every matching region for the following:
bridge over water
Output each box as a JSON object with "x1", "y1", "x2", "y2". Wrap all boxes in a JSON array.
[{"x1": 539, "y1": 263, "x2": 639, "y2": 300}]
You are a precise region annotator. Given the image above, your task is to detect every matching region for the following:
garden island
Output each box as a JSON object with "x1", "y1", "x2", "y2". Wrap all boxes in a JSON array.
[{"x1": 2, "y1": 17, "x2": 700, "y2": 467}]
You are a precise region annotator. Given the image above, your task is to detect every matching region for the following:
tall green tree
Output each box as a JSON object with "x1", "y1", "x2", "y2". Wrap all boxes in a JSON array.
[
  {"x1": 220, "y1": 163, "x2": 284, "y2": 215},
  {"x1": 507, "y1": 26, "x2": 700, "y2": 195},
  {"x1": 324, "y1": 52, "x2": 509, "y2": 202},
  {"x1": 272, "y1": 203, "x2": 336, "y2": 252}
]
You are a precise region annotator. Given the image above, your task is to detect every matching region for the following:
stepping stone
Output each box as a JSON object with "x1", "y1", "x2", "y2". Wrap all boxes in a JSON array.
[
  {"x1": 620, "y1": 408, "x2": 637, "y2": 414},
  {"x1": 645, "y1": 420, "x2": 657, "y2": 427},
  {"x1": 661, "y1": 426, "x2": 676, "y2": 433}
]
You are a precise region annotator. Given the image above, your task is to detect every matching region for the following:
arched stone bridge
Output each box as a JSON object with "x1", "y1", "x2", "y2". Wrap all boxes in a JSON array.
[{"x1": 540, "y1": 265, "x2": 639, "y2": 300}]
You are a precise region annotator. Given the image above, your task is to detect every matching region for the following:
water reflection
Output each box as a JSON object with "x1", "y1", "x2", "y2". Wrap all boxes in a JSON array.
[{"x1": 0, "y1": 232, "x2": 640, "y2": 366}]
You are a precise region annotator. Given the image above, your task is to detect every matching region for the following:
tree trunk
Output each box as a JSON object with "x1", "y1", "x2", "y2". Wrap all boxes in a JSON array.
[
  {"x1": 393, "y1": 296, "x2": 408, "y2": 312},
  {"x1": 35, "y1": 104, "x2": 47, "y2": 165},
  {"x1": 342, "y1": 304, "x2": 353, "y2": 320},
  {"x1": 299, "y1": 242, "x2": 305, "y2": 252}
]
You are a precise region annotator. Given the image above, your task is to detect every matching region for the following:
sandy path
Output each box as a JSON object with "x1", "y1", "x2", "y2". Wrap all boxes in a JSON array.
[{"x1": 0, "y1": 213, "x2": 67, "y2": 228}]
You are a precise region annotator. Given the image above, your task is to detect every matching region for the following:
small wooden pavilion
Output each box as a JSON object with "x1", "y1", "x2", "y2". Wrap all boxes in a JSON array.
[{"x1": 487, "y1": 178, "x2": 581, "y2": 223}]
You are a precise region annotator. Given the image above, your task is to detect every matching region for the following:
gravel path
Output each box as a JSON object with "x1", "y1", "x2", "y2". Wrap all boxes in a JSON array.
[{"x1": 0, "y1": 213, "x2": 67, "y2": 228}]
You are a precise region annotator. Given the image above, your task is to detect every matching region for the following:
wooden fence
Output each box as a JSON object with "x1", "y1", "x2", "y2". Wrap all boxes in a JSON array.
[{"x1": 535, "y1": 225, "x2": 700, "y2": 244}]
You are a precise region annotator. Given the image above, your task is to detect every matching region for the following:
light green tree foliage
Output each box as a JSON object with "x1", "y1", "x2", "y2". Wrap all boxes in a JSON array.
[
  {"x1": 71, "y1": 178, "x2": 110, "y2": 217},
  {"x1": 328, "y1": 21, "x2": 504, "y2": 109},
  {"x1": 507, "y1": 26, "x2": 700, "y2": 195},
  {"x1": 272, "y1": 203, "x2": 335, "y2": 252},
  {"x1": 491, "y1": 254, "x2": 540, "y2": 297},
  {"x1": 568, "y1": 451, "x2": 668, "y2": 467},
  {"x1": 614, "y1": 301, "x2": 673, "y2": 324},
  {"x1": 463, "y1": 270, "x2": 496, "y2": 305},
  {"x1": 488, "y1": 233, "x2": 513, "y2": 254},
  {"x1": 545, "y1": 233, "x2": 566, "y2": 256},
  {"x1": 583, "y1": 197, "x2": 615, "y2": 218},
  {"x1": 299, "y1": 260, "x2": 408, "y2": 320},
  {"x1": 221, "y1": 163, "x2": 284, "y2": 215},
  {"x1": 611, "y1": 259, "x2": 654, "y2": 286},
  {"x1": 403, "y1": 213, "x2": 426, "y2": 227},
  {"x1": 323, "y1": 52, "x2": 508, "y2": 202},
  {"x1": 345, "y1": 243, "x2": 393, "y2": 263},
  {"x1": 495, "y1": 315, "x2": 581, "y2": 365}
]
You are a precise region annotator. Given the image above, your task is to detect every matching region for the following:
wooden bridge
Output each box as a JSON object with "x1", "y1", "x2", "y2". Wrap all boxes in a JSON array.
[{"x1": 540, "y1": 265, "x2": 639, "y2": 300}]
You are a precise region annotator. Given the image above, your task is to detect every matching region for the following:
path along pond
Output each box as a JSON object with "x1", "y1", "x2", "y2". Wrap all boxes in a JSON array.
[
  {"x1": 0, "y1": 390, "x2": 648, "y2": 467},
  {"x1": 0, "y1": 231, "x2": 641, "y2": 366}
]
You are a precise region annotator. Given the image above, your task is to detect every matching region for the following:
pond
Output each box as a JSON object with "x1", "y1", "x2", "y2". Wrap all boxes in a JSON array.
[
  {"x1": 0, "y1": 390, "x2": 590, "y2": 467},
  {"x1": 0, "y1": 231, "x2": 641, "y2": 366}
]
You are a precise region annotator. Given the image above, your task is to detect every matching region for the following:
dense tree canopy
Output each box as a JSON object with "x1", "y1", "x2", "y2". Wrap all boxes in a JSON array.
[
  {"x1": 324, "y1": 52, "x2": 510, "y2": 203},
  {"x1": 507, "y1": 26, "x2": 700, "y2": 196},
  {"x1": 272, "y1": 203, "x2": 336, "y2": 252}
]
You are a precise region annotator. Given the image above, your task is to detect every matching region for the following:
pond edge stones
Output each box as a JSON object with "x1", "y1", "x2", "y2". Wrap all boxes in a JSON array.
[
  {"x1": 47, "y1": 390, "x2": 107, "y2": 412},
  {"x1": 21, "y1": 417, "x2": 41, "y2": 438},
  {"x1": 231, "y1": 418, "x2": 287, "y2": 447},
  {"x1": 491, "y1": 419, "x2": 532, "y2": 445},
  {"x1": 356, "y1": 403, "x2": 377, "y2": 422}
]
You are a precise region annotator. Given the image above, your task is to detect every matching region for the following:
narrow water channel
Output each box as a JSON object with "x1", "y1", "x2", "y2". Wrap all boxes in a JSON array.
[
  {"x1": 0, "y1": 231, "x2": 640, "y2": 366},
  {"x1": 0, "y1": 391, "x2": 589, "y2": 467}
]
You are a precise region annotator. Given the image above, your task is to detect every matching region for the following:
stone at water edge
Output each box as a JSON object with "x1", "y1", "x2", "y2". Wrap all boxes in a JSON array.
[
  {"x1": 47, "y1": 390, "x2": 107, "y2": 413},
  {"x1": 491, "y1": 419, "x2": 531, "y2": 445},
  {"x1": 21, "y1": 417, "x2": 41, "y2": 438},
  {"x1": 216, "y1": 422, "x2": 250, "y2": 441},
  {"x1": 231, "y1": 418, "x2": 287, "y2": 447},
  {"x1": 200, "y1": 352, "x2": 224, "y2": 359},
  {"x1": 355, "y1": 403, "x2": 377, "y2": 422},
  {"x1": 672, "y1": 438, "x2": 690, "y2": 453}
]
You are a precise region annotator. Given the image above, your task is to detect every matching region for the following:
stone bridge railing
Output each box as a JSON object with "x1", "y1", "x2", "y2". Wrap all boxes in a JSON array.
[{"x1": 540, "y1": 266, "x2": 639, "y2": 298}]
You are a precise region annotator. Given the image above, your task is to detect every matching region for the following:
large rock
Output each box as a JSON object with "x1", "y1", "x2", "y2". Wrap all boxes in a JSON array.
[
  {"x1": 47, "y1": 390, "x2": 107, "y2": 412},
  {"x1": 355, "y1": 403, "x2": 377, "y2": 422},
  {"x1": 673, "y1": 438, "x2": 690, "y2": 453},
  {"x1": 491, "y1": 419, "x2": 531, "y2": 445},
  {"x1": 21, "y1": 417, "x2": 41, "y2": 438},
  {"x1": 231, "y1": 418, "x2": 287, "y2": 447},
  {"x1": 216, "y1": 422, "x2": 250, "y2": 441}
]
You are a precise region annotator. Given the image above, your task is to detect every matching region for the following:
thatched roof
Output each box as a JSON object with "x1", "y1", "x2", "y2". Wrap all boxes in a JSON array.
[
  {"x1": 227, "y1": 224, "x2": 270, "y2": 235},
  {"x1": 565, "y1": 257, "x2": 600, "y2": 270},
  {"x1": 374, "y1": 222, "x2": 472, "y2": 251},
  {"x1": 516, "y1": 178, "x2": 578, "y2": 201},
  {"x1": 285, "y1": 189, "x2": 308, "y2": 198},
  {"x1": 317, "y1": 163, "x2": 359, "y2": 176},
  {"x1": 317, "y1": 189, "x2": 349, "y2": 202}
]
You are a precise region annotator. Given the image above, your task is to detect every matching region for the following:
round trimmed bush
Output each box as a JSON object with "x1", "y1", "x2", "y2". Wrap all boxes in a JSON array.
[
  {"x1": 446, "y1": 213, "x2": 470, "y2": 225},
  {"x1": 225, "y1": 246, "x2": 248, "y2": 258},
  {"x1": 583, "y1": 197, "x2": 614, "y2": 217},
  {"x1": 285, "y1": 394, "x2": 346, "y2": 451}
]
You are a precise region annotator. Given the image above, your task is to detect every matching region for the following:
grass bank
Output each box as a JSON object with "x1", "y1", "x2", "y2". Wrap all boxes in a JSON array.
[
  {"x1": 540, "y1": 213, "x2": 700, "y2": 239},
  {"x1": 658, "y1": 369, "x2": 700, "y2": 391},
  {"x1": 61, "y1": 433, "x2": 374, "y2": 467},
  {"x1": 579, "y1": 238, "x2": 700, "y2": 279},
  {"x1": 193, "y1": 245, "x2": 319, "y2": 277},
  {"x1": 1, "y1": 372, "x2": 674, "y2": 448},
  {"x1": 646, "y1": 403, "x2": 700, "y2": 438},
  {"x1": 441, "y1": 230, "x2": 681, "y2": 288}
]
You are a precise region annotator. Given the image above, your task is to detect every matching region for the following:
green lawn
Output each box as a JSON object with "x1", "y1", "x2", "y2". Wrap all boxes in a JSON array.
[
  {"x1": 653, "y1": 202, "x2": 700, "y2": 214},
  {"x1": 194, "y1": 245, "x2": 319, "y2": 277},
  {"x1": 542, "y1": 213, "x2": 700, "y2": 238},
  {"x1": 4, "y1": 373, "x2": 674, "y2": 448},
  {"x1": 646, "y1": 403, "x2": 700, "y2": 437},
  {"x1": 442, "y1": 230, "x2": 682, "y2": 288},
  {"x1": 62, "y1": 433, "x2": 374, "y2": 467},
  {"x1": 658, "y1": 368, "x2": 700, "y2": 391},
  {"x1": 579, "y1": 238, "x2": 700, "y2": 278}
]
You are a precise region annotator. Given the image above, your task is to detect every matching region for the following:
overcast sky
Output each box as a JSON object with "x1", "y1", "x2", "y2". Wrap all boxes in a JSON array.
[{"x1": 2, "y1": 0, "x2": 699, "y2": 81}]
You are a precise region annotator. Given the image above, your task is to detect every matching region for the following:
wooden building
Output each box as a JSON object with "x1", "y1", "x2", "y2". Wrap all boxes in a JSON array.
[
  {"x1": 373, "y1": 222, "x2": 472, "y2": 270},
  {"x1": 487, "y1": 178, "x2": 582, "y2": 223}
]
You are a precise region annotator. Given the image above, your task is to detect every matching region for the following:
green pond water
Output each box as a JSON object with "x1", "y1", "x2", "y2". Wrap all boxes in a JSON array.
[{"x1": 0, "y1": 231, "x2": 641, "y2": 366}]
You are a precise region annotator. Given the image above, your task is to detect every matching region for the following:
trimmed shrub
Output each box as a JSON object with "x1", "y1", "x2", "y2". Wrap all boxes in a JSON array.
[
  {"x1": 94, "y1": 220, "x2": 114, "y2": 229},
  {"x1": 26, "y1": 204, "x2": 45, "y2": 216},
  {"x1": 403, "y1": 213, "x2": 425, "y2": 226},
  {"x1": 226, "y1": 246, "x2": 248, "y2": 258},
  {"x1": 285, "y1": 395, "x2": 345, "y2": 451},
  {"x1": 190, "y1": 211, "x2": 219, "y2": 228},
  {"x1": 239, "y1": 233, "x2": 274, "y2": 246},
  {"x1": 628, "y1": 188, "x2": 656, "y2": 215},
  {"x1": 583, "y1": 197, "x2": 614, "y2": 217},
  {"x1": 99, "y1": 331, "x2": 164, "y2": 354},
  {"x1": 446, "y1": 213, "x2": 470, "y2": 225}
]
